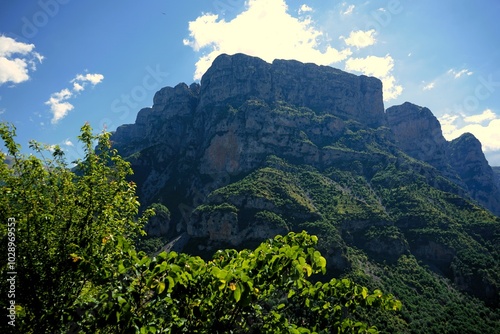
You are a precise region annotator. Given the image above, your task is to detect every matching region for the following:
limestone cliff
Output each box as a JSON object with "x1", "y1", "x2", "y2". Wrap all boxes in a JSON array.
[
  {"x1": 200, "y1": 53, "x2": 384, "y2": 127},
  {"x1": 386, "y1": 102, "x2": 500, "y2": 215},
  {"x1": 447, "y1": 133, "x2": 500, "y2": 216}
]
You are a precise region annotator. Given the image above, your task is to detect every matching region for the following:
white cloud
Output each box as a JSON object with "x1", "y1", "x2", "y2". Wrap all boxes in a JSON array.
[
  {"x1": 64, "y1": 139, "x2": 74, "y2": 147},
  {"x1": 380, "y1": 75, "x2": 403, "y2": 101},
  {"x1": 73, "y1": 73, "x2": 104, "y2": 86},
  {"x1": 0, "y1": 36, "x2": 33, "y2": 56},
  {"x1": 345, "y1": 54, "x2": 402, "y2": 100},
  {"x1": 184, "y1": 0, "x2": 352, "y2": 80},
  {"x1": 439, "y1": 110, "x2": 500, "y2": 151},
  {"x1": 343, "y1": 29, "x2": 376, "y2": 49},
  {"x1": 463, "y1": 108, "x2": 496, "y2": 124},
  {"x1": 423, "y1": 82, "x2": 435, "y2": 91},
  {"x1": 342, "y1": 4, "x2": 355, "y2": 15},
  {"x1": 447, "y1": 68, "x2": 473, "y2": 79},
  {"x1": 0, "y1": 35, "x2": 44, "y2": 85},
  {"x1": 439, "y1": 113, "x2": 460, "y2": 136},
  {"x1": 45, "y1": 88, "x2": 74, "y2": 124},
  {"x1": 73, "y1": 82, "x2": 84, "y2": 92},
  {"x1": 299, "y1": 4, "x2": 313, "y2": 14},
  {"x1": 46, "y1": 72, "x2": 104, "y2": 124}
]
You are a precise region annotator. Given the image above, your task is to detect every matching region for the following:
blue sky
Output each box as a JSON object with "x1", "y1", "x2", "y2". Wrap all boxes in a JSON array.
[{"x1": 1, "y1": 0, "x2": 500, "y2": 165}]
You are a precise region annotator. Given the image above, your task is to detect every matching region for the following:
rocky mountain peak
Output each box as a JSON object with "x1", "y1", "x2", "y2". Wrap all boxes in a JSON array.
[
  {"x1": 386, "y1": 102, "x2": 448, "y2": 165},
  {"x1": 386, "y1": 102, "x2": 500, "y2": 215},
  {"x1": 447, "y1": 133, "x2": 500, "y2": 214},
  {"x1": 200, "y1": 53, "x2": 385, "y2": 127}
]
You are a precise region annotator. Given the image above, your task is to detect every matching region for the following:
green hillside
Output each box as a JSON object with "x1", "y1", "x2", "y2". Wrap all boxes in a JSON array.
[{"x1": 184, "y1": 153, "x2": 500, "y2": 332}]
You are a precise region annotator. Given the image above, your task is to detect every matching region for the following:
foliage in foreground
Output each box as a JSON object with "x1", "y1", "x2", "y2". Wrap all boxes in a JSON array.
[
  {"x1": 0, "y1": 123, "x2": 152, "y2": 333},
  {"x1": 78, "y1": 232, "x2": 401, "y2": 333},
  {"x1": 0, "y1": 123, "x2": 400, "y2": 333}
]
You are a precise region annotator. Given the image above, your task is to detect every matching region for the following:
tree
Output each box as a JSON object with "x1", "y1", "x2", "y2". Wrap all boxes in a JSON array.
[
  {"x1": 81, "y1": 231, "x2": 401, "y2": 333},
  {"x1": 0, "y1": 123, "x2": 151, "y2": 333}
]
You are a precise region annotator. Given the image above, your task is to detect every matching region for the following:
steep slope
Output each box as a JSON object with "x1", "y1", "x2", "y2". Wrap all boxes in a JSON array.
[
  {"x1": 112, "y1": 53, "x2": 500, "y2": 332},
  {"x1": 494, "y1": 166, "x2": 500, "y2": 187},
  {"x1": 387, "y1": 102, "x2": 500, "y2": 216}
]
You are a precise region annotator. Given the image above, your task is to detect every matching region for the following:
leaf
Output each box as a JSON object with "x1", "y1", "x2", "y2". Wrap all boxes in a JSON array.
[
  {"x1": 305, "y1": 265, "x2": 312, "y2": 277},
  {"x1": 317, "y1": 256, "x2": 327, "y2": 269},
  {"x1": 233, "y1": 284, "x2": 242, "y2": 302},
  {"x1": 157, "y1": 281, "x2": 166, "y2": 294},
  {"x1": 166, "y1": 276, "x2": 175, "y2": 292},
  {"x1": 212, "y1": 267, "x2": 228, "y2": 280},
  {"x1": 118, "y1": 263, "x2": 126, "y2": 274},
  {"x1": 361, "y1": 287, "x2": 368, "y2": 299},
  {"x1": 117, "y1": 296, "x2": 126, "y2": 305}
]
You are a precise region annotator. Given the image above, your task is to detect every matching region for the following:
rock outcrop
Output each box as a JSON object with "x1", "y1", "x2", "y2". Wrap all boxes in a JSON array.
[
  {"x1": 200, "y1": 53, "x2": 385, "y2": 127},
  {"x1": 386, "y1": 102, "x2": 500, "y2": 215},
  {"x1": 386, "y1": 102, "x2": 449, "y2": 170},
  {"x1": 447, "y1": 133, "x2": 500, "y2": 215}
]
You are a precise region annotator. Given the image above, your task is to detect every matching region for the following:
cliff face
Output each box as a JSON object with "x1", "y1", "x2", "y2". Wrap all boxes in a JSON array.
[
  {"x1": 386, "y1": 102, "x2": 448, "y2": 169},
  {"x1": 447, "y1": 133, "x2": 500, "y2": 215},
  {"x1": 493, "y1": 167, "x2": 500, "y2": 187},
  {"x1": 200, "y1": 54, "x2": 384, "y2": 127},
  {"x1": 386, "y1": 102, "x2": 500, "y2": 215},
  {"x1": 110, "y1": 53, "x2": 500, "y2": 307}
]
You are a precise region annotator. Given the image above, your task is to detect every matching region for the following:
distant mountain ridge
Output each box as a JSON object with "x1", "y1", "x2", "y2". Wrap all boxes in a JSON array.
[{"x1": 111, "y1": 53, "x2": 500, "y2": 331}]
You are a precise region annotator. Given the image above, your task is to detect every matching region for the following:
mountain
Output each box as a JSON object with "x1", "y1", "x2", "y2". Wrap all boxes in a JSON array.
[
  {"x1": 111, "y1": 53, "x2": 500, "y2": 332},
  {"x1": 494, "y1": 166, "x2": 500, "y2": 187}
]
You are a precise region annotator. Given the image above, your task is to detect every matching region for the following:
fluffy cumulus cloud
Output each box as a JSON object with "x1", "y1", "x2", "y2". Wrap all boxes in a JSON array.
[
  {"x1": 342, "y1": 29, "x2": 376, "y2": 49},
  {"x1": 184, "y1": 0, "x2": 403, "y2": 101},
  {"x1": 46, "y1": 72, "x2": 104, "y2": 124},
  {"x1": 183, "y1": 0, "x2": 352, "y2": 80},
  {"x1": 46, "y1": 89, "x2": 74, "y2": 125},
  {"x1": 0, "y1": 35, "x2": 44, "y2": 85},
  {"x1": 439, "y1": 109, "x2": 500, "y2": 152},
  {"x1": 345, "y1": 55, "x2": 402, "y2": 100},
  {"x1": 463, "y1": 109, "x2": 496, "y2": 124}
]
